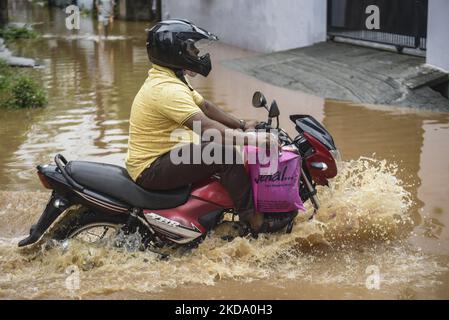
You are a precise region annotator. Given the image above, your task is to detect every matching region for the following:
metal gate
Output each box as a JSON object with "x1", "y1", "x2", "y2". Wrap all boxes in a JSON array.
[{"x1": 327, "y1": 0, "x2": 428, "y2": 51}]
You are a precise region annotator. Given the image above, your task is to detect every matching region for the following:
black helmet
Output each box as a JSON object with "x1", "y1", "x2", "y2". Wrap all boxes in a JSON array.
[{"x1": 146, "y1": 19, "x2": 218, "y2": 77}]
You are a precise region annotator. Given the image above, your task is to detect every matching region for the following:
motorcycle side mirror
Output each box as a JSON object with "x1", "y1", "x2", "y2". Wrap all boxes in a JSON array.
[
  {"x1": 252, "y1": 91, "x2": 267, "y2": 109},
  {"x1": 268, "y1": 100, "x2": 280, "y2": 118}
]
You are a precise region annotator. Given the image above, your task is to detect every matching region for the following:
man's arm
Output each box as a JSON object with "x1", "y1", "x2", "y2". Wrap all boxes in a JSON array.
[
  {"x1": 184, "y1": 112, "x2": 272, "y2": 147},
  {"x1": 185, "y1": 112, "x2": 243, "y2": 144},
  {"x1": 199, "y1": 99, "x2": 257, "y2": 130}
]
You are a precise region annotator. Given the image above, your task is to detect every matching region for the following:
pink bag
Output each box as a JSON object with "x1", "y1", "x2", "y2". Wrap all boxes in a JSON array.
[{"x1": 245, "y1": 146, "x2": 305, "y2": 213}]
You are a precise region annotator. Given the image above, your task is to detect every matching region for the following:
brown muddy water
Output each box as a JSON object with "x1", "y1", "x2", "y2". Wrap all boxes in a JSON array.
[{"x1": 1, "y1": 2, "x2": 449, "y2": 299}]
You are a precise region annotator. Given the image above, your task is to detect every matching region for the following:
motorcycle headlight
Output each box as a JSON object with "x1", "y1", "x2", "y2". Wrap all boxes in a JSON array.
[{"x1": 330, "y1": 149, "x2": 342, "y2": 163}]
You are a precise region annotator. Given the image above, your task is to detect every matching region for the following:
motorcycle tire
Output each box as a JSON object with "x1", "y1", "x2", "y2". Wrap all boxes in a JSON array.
[{"x1": 48, "y1": 205, "x2": 149, "y2": 243}]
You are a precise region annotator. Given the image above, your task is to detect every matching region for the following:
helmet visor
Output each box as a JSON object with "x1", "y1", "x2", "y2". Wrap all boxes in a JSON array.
[{"x1": 185, "y1": 38, "x2": 215, "y2": 60}]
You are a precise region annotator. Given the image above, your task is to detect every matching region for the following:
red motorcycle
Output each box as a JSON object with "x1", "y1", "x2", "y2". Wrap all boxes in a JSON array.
[{"x1": 19, "y1": 91, "x2": 339, "y2": 250}]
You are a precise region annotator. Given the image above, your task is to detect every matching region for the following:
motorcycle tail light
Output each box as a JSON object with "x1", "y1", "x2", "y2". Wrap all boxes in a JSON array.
[{"x1": 37, "y1": 172, "x2": 52, "y2": 189}]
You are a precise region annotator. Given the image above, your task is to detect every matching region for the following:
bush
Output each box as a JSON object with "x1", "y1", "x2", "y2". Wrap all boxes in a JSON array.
[
  {"x1": 0, "y1": 25, "x2": 39, "y2": 42},
  {"x1": 0, "y1": 59, "x2": 47, "y2": 109},
  {"x1": 8, "y1": 76, "x2": 47, "y2": 109}
]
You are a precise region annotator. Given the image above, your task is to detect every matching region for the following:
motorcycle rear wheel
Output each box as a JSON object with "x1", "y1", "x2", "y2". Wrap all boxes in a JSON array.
[{"x1": 48, "y1": 206, "x2": 150, "y2": 245}]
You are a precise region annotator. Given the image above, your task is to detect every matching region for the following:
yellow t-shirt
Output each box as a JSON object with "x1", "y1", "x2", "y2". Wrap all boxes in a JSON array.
[{"x1": 125, "y1": 64, "x2": 204, "y2": 181}]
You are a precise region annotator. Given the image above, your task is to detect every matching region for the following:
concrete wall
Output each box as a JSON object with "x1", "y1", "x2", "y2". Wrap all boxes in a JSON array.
[
  {"x1": 0, "y1": 0, "x2": 7, "y2": 27},
  {"x1": 77, "y1": 0, "x2": 94, "y2": 10},
  {"x1": 48, "y1": 0, "x2": 73, "y2": 7},
  {"x1": 162, "y1": 0, "x2": 327, "y2": 53},
  {"x1": 119, "y1": 0, "x2": 154, "y2": 21},
  {"x1": 427, "y1": 0, "x2": 449, "y2": 72}
]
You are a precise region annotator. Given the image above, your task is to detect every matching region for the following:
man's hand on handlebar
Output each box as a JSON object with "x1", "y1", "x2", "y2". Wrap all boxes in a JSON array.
[{"x1": 243, "y1": 120, "x2": 258, "y2": 131}]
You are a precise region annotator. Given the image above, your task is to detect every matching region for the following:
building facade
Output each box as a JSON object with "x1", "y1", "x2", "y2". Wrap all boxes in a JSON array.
[{"x1": 162, "y1": 0, "x2": 448, "y2": 72}]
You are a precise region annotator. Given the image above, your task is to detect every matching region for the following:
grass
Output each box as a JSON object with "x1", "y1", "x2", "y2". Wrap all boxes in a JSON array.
[{"x1": 0, "y1": 59, "x2": 47, "y2": 109}]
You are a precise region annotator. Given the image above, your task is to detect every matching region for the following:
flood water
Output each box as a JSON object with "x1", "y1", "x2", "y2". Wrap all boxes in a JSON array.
[{"x1": 1, "y1": 2, "x2": 449, "y2": 299}]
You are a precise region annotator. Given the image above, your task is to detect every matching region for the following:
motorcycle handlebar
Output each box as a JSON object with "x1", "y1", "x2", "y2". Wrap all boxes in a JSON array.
[
  {"x1": 253, "y1": 122, "x2": 293, "y2": 146},
  {"x1": 255, "y1": 122, "x2": 268, "y2": 130}
]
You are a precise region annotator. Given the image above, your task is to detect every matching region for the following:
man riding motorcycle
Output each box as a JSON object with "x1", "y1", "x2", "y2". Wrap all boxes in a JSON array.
[
  {"x1": 126, "y1": 19, "x2": 273, "y2": 234},
  {"x1": 17, "y1": 20, "x2": 339, "y2": 250}
]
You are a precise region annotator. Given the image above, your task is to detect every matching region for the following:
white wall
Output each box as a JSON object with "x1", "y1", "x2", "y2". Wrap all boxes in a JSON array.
[
  {"x1": 162, "y1": 0, "x2": 327, "y2": 53},
  {"x1": 427, "y1": 0, "x2": 449, "y2": 72}
]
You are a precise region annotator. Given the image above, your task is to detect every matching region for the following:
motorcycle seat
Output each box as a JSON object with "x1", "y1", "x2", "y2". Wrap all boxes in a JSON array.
[{"x1": 65, "y1": 161, "x2": 191, "y2": 209}]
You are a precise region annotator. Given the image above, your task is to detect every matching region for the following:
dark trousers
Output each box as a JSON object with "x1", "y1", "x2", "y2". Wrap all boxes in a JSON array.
[{"x1": 136, "y1": 142, "x2": 254, "y2": 221}]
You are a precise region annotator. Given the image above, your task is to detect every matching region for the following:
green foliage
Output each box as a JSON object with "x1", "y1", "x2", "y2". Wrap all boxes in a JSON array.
[
  {"x1": 81, "y1": 8, "x2": 93, "y2": 17},
  {"x1": 0, "y1": 59, "x2": 47, "y2": 109},
  {"x1": 0, "y1": 25, "x2": 39, "y2": 43}
]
